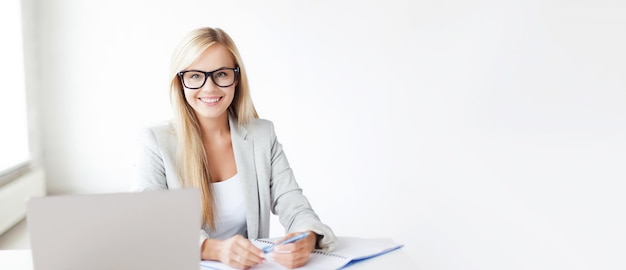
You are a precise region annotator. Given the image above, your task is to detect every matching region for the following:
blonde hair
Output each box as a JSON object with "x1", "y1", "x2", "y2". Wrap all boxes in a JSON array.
[{"x1": 169, "y1": 27, "x2": 258, "y2": 229}]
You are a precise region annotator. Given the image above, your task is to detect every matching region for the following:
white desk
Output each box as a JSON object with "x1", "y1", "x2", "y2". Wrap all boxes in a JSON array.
[
  {"x1": 0, "y1": 248, "x2": 417, "y2": 269},
  {"x1": 0, "y1": 250, "x2": 33, "y2": 269}
]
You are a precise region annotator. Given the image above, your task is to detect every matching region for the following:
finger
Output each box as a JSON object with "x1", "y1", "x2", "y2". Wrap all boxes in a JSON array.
[
  {"x1": 272, "y1": 251, "x2": 310, "y2": 269},
  {"x1": 274, "y1": 235, "x2": 314, "y2": 254},
  {"x1": 273, "y1": 232, "x2": 300, "y2": 244},
  {"x1": 239, "y1": 253, "x2": 264, "y2": 267},
  {"x1": 272, "y1": 248, "x2": 309, "y2": 262},
  {"x1": 228, "y1": 252, "x2": 260, "y2": 269},
  {"x1": 229, "y1": 253, "x2": 262, "y2": 268},
  {"x1": 234, "y1": 239, "x2": 265, "y2": 264},
  {"x1": 237, "y1": 239, "x2": 265, "y2": 262},
  {"x1": 238, "y1": 237, "x2": 265, "y2": 256},
  {"x1": 273, "y1": 242, "x2": 298, "y2": 253}
]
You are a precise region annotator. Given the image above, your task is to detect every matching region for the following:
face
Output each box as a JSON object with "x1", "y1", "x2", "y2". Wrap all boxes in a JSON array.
[{"x1": 182, "y1": 44, "x2": 237, "y2": 122}]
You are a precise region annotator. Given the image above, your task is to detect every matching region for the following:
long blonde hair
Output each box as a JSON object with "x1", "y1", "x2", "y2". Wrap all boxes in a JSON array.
[{"x1": 169, "y1": 27, "x2": 258, "y2": 229}]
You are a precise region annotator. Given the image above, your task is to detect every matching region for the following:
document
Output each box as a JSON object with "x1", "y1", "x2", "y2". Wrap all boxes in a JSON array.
[{"x1": 200, "y1": 236, "x2": 404, "y2": 269}]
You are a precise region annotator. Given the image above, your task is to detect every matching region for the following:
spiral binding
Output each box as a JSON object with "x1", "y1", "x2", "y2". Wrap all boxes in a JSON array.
[
  {"x1": 312, "y1": 250, "x2": 348, "y2": 260},
  {"x1": 254, "y1": 239, "x2": 274, "y2": 245}
]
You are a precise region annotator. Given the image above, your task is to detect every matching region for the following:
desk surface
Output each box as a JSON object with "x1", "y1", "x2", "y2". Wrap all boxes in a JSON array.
[{"x1": 0, "y1": 248, "x2": 417, "y2": 269}]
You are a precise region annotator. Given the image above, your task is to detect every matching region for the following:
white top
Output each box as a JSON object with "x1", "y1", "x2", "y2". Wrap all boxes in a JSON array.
[{"x1": 207, "y1": 173, "x2": 247, "y2": 240}]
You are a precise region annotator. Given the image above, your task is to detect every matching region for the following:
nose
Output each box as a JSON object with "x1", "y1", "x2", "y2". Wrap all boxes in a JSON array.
[{"x1": 199, "y1": 78, "x2": 219, "y2": 92}]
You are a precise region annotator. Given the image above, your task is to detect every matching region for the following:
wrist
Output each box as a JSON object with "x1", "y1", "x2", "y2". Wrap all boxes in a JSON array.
[
  {"x1": 201, "y1": 238, "x2": 223, "y2": 261},
  {"x1": 307, "y1": 231, "x2": 319, "y2": 250}
]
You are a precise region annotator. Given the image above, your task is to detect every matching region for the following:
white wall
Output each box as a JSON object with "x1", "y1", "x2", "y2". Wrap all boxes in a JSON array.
[{"x1": 25, "y1": 0, "x2": 626, "y2": 269}]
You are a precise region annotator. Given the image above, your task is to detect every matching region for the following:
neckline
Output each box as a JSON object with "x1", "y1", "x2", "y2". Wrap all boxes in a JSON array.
[{"x1": 212, "y1": 173, "x2": 239, "y2": 185}]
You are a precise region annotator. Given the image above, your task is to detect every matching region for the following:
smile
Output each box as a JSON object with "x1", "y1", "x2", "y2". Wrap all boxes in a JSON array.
[{"x1": 199, "y1": 97, "x2": 222, "y2": 105}]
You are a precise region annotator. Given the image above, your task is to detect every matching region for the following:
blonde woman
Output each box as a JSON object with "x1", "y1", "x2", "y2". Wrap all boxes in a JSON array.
[{"x1": 134, "y1": 27, "x2": 336, "y2": 269}]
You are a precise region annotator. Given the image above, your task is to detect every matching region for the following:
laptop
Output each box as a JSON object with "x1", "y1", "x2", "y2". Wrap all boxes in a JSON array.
[{"x1": 27, "y1": 189, "x2": 200, "y2": 270}]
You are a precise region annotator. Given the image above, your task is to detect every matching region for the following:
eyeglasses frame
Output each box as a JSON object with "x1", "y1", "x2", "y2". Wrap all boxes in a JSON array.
[{"x1": 177, "y1": 67, "x2": 240, "y2": 89}]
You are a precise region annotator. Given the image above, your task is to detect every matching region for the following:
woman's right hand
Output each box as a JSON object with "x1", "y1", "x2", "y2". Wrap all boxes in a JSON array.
[{"x1": 201, "y1": 235, "x2": 265, "y2": 269}]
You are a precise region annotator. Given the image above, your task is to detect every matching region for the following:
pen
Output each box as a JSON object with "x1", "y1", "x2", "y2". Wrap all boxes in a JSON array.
[{"x1": 262, "y1": 232, "x2": 311, "y2": 253}]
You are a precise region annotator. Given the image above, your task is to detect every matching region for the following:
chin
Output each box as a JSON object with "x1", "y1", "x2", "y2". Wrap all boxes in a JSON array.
[{"x1": 197, "y1": 110, "x2": 228, "y2": 120}]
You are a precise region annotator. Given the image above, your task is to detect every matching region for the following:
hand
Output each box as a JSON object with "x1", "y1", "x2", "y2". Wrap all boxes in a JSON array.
[
  {"x1": 271, "y1": 231, "x2": 317, "y2": 269},
  {"x1": 201, "y1": 235, "x2": 265, "y2": 269}
]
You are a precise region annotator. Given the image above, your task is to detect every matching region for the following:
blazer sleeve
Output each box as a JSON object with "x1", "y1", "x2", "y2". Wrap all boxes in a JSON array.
[
  {"x1": 267, "y1": 122, "x2": 337, "y2": 252},
  {"x1": 133, "y1": 127, "x2": 168, "y2": 191}
]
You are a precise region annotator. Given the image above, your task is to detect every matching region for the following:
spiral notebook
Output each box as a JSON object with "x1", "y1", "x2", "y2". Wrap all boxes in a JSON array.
[{"x1": 200, "y1": 236, "x2": 403, "y2": 269}]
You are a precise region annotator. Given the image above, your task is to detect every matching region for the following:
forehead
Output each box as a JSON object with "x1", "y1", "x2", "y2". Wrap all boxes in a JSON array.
[{"x1": 187, "y1": 43, "x2": 235, "y2": 71}]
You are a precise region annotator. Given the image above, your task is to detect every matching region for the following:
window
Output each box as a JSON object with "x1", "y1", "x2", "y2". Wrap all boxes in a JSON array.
[{"x1": 0, "y1": 0, "x2": 30, "y2": 179}]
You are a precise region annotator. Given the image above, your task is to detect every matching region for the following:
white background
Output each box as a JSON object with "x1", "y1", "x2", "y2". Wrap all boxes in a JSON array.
[{"x1": 19, "y1": 0, "x2": 626, "y2": 269}]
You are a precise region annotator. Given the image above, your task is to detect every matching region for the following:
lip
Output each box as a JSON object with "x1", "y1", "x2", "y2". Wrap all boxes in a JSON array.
[{"x1": 198, "y1": 96, "x2": 222, "y2": 106}]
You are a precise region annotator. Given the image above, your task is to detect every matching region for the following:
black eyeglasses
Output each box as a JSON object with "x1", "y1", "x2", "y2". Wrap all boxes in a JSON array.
[{"x1": 178, "y1": 67, "x2": 239, "y2": 89}]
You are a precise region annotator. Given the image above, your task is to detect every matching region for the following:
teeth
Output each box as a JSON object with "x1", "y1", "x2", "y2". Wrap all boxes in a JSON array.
[{"x1": 200, "y1": 97, "x2": 220, "y2": 103}]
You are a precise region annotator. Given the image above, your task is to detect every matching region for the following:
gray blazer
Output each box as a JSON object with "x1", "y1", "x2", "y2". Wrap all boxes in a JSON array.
[{"x1": 134, "y1": 116, "x2": 336, "y2": 252}]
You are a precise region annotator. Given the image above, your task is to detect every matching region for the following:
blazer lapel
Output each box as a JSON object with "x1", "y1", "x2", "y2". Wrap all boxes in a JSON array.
[{"x1": 229, "y1": 115, "x2": 260, "y2": 239}]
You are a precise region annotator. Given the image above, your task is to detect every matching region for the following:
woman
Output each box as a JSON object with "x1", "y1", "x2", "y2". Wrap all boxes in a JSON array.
[{"x1": 134, "y1": 27, "x2": 336, "y2": 269}]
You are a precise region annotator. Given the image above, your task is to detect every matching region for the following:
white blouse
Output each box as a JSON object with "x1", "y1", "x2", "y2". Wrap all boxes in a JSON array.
[{"x1": 207, "y1": 173, "x2": 247, "y2": 240}]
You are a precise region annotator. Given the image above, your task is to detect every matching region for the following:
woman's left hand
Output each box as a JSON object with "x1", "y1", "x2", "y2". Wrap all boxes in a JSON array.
[{"x1": 270, "y1": 231, "x2": 318, "y2": 269}]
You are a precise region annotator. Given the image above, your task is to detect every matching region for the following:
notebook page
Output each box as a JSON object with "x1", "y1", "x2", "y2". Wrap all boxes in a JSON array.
[
  {"x1": 200, "y1": 237, "x2": 402, "y2": 269},
  {"x1": 329, "y1": 237, "x2": 404, "y2": 261}
]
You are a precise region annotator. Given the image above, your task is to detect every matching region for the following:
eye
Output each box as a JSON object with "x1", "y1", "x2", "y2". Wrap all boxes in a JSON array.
[
  {"x1": 215, "y1": 71, "x2": 229, "y2": 78},
  {"x1": 185, "y1": 72, "x2": 204, "y2": 81}
]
